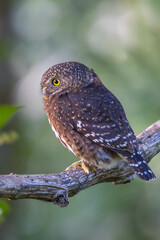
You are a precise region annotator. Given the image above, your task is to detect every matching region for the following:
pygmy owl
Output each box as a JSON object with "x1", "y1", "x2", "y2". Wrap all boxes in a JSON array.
[{"x1": 41, "y1": 61, "x2": 156, "y2": 181}]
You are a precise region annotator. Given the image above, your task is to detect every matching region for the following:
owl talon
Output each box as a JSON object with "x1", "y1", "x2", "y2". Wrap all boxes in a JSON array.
[{"x1": 66, "y1": 160, "x2": 90, "y2": 174}]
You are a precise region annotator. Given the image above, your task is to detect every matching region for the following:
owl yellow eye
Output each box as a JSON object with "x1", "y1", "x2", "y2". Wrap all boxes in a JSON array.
[{"x1": 52, "y1": 78, "x2": 60, "y2": 86}]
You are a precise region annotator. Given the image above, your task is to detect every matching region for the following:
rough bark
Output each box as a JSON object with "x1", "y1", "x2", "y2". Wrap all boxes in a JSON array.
[{"x1": 0, "y1": 120, "x2": 159, "y2": 207}]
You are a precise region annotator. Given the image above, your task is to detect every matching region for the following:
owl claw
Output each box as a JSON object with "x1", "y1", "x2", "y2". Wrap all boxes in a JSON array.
[{"x1": 65, "y1": 160, "x2": 90, "y2": 174}]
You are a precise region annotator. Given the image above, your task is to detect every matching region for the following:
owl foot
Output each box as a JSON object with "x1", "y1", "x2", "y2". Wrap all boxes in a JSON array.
[{"x1": 66, "y1": 160, "x2": 90, "y2": 174}]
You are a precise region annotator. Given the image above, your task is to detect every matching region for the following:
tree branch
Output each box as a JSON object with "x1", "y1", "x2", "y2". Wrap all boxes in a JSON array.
[{"x1": 0, "y1": 120, "x2": 160, "y2": 207}]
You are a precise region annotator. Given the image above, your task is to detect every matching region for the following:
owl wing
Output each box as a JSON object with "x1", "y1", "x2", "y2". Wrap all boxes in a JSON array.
[
  {"x1": 60, "y1": 83, "x2": 138, "y2": 155},
  {"x1": 58, "y1": 83, "x2": 156, "y2": 181}
]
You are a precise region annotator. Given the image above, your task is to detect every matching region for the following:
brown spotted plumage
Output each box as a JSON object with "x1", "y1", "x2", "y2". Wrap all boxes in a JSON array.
[{"x1": 41, "y1": 61, "x2": 156, "y2": 181}]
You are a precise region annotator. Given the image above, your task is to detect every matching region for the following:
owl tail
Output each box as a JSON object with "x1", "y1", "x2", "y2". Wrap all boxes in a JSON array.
[{"x1": 129, "y1": 150, "x2": 156, "y2": 181}]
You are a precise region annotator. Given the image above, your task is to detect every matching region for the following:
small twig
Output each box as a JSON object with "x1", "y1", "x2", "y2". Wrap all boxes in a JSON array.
[{"x1": 0, "y1": 120, "x2": 159, "y2": 207}]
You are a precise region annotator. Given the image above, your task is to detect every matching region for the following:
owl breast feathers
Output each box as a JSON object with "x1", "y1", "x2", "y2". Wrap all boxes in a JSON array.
[{"x1": 41, "y1": 61, "x2": 156, "y2": 181}]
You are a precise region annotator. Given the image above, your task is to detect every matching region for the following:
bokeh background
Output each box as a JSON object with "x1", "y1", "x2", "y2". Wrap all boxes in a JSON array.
[{"x1": 0, "y1": 0, "x2": 160, "y2": 239}]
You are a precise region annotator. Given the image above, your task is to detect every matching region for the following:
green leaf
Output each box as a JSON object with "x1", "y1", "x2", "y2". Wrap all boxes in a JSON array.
[
  {"x1": 0, "y1": 200, "x2": 10, "y2": 223},
  {"x1": 0, "y1": 105, "x2": 22, "y2": 129}
]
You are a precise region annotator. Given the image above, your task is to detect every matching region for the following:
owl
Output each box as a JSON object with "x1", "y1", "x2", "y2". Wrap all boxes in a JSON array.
[{"x1": 41, "y1": 61, "x2": 156, "y2": 181}]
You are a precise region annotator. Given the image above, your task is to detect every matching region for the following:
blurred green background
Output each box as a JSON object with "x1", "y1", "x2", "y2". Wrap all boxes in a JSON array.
[{"x1": 0, "y1": 0, "x2": 160, "y2": 239}]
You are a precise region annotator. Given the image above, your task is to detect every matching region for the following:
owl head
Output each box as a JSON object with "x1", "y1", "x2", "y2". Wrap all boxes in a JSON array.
[{"x1": 41, "y1": 61, "x2": 97, "y2": 98}]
